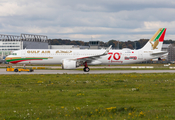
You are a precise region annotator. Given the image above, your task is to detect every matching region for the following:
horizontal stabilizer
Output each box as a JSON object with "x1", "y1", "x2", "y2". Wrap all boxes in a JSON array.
[{"x1": 151, "y1": 51, "x2": 167, "y2": 56}]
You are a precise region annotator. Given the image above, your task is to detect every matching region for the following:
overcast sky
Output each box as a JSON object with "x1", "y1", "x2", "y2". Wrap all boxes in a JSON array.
[{"x1": 0, "y1": 0, "x2": 175, "y2": 42}]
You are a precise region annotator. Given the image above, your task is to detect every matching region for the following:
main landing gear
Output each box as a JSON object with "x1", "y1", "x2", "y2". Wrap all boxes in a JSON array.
[{"x1": 83, "y1": 62, "x2": 90, "y2": 72}]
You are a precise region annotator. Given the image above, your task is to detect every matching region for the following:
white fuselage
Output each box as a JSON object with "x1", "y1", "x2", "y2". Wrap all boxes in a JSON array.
[{"x1": 7, "y1": 49, "x2": 159, "y2": 65}]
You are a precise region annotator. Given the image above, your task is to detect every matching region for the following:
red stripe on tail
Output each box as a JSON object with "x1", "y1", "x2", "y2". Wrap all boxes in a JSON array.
[{"x1": 159, "y1": 28, "x2": 166, "y2": 42}]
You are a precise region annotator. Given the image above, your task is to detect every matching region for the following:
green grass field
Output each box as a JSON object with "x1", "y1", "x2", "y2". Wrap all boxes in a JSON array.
[{"x1": 1, "y1": 73, "x2": 175, "y2": 120}]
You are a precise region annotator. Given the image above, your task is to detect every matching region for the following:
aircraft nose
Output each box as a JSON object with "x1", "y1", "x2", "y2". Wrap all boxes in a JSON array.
[
  {"x1": 5, "y1": 57, "x2": 9, "y2": 61},
  {"x1": 5, "y1": 57, "x2": 8, "y2": 61},
  {"x1": 5, "y1": 57, "x2": 12, "y2": 61}
]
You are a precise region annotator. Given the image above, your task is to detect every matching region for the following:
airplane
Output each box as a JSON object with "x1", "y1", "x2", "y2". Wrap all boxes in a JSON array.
[{"x1": 5, "y1": 28, "x2": 167, "y2": 72}]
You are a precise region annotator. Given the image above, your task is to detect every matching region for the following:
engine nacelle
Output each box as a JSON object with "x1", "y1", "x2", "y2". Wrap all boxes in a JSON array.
[{"x1": 62, "y1": 60, "x2": 79, "y2": 69}]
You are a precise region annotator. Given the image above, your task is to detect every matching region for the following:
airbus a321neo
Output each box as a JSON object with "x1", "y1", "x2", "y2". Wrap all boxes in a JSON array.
[{"x1": 5, "y1": 28, "x2": 167, "y2": 72}]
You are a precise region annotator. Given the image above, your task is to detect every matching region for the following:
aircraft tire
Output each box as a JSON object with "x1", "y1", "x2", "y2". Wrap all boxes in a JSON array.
[{"x1": 83, "y1": 67, "x2": 90, "y2": 72}]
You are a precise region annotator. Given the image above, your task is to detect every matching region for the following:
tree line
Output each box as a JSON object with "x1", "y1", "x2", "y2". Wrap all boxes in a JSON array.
[{"x1": 48, "y1": 39, "x2": 175, "y2": 49}]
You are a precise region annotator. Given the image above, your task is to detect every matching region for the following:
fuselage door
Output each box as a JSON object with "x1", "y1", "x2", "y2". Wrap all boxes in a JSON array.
[{"x1": 21, "y1": 50, "x2": 26, "y2": 58}]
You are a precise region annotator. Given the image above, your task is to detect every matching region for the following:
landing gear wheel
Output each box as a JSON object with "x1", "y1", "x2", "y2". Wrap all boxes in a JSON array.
[{"x1": 83, "y1": 67, "x2": 90, "y2": 72}]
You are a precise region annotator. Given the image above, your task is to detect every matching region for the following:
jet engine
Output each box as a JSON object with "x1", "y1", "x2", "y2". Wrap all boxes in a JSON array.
[{"x1": 62, "y1": 60, "x2": 80, "y2": 69}]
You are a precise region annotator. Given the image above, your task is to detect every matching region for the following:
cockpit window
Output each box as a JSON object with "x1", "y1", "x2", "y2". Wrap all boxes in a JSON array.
[{"x1": 12, "y1": 53, "x2": 17, "y2": 55}]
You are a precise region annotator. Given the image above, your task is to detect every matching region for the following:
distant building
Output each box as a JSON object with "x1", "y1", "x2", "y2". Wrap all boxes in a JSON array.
[
  {"x1": 0, "y1": 34, "x2": 48, "y2": 62},
  {"x1": 89, "y1": 41, "x2": 100, "y2": 49},
  {"x1": 79, "y1": 46, "x2": 89, "y2": 49},
  {"x1": 162, "y1": 44, "x2": 171, "y2": 52},
  {"x1": 159, "y1": 44, "x2": 175, "y2": 63},
  {"x1": 161, "y1": 44, "x2": 170, "y2": 61},
  {"x1": 48, "y1": 45, "x2": 80, "y2": 49},
  {"x1": 167, "y1": 44, "x2": 175, "y2": 63}
]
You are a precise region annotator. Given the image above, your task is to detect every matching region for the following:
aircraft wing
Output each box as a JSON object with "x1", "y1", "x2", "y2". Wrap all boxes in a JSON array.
[{"x1": 74, "y1": 45, "x2": 112, "y2": 62}]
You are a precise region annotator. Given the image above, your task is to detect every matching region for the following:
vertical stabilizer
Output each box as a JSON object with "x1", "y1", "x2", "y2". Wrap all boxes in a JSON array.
[{"x1": 141, "y1": 28, "x2": 166, "y2": 51}]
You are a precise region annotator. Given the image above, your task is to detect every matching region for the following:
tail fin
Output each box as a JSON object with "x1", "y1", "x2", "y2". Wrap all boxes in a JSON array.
[{"x1": 141, "y1": 28, "x2": 166, "y2": 51}]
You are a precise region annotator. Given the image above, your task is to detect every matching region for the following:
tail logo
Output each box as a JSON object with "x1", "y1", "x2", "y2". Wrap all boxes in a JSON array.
[
  {"x1": 148, "y1": 28, "x2": 166, "y2": 50},
  {"x1": 141, "y1": 28, "x2": 166, "y2": 50},
  {"x1": 150, "y1": 39, "x2": 159, "y2": 50}
]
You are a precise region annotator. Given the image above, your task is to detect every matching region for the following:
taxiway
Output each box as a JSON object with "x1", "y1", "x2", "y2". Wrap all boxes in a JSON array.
[{"x1": 1, "y1": 69, "x2": 175, "y2": 74}]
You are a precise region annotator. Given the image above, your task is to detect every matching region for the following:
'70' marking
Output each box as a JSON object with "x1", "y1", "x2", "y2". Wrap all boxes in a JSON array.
[{"x1": 108, "y1": 52, "x2": 121, "y2": 60}]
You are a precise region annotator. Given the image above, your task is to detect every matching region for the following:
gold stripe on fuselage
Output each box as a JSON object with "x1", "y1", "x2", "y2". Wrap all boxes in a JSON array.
[{"x1": 5, "y1": 57, "x2": 21, "y2": 60}]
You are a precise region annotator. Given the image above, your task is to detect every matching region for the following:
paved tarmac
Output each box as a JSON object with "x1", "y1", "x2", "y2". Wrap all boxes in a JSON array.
[{"x1": 1, "y1": 69, "x2": 175, "y2": 74}]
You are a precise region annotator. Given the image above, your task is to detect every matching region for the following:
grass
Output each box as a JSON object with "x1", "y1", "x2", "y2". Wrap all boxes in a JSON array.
[{"x1": 0, "y1": 73, "x2": 175, "y2": 119}]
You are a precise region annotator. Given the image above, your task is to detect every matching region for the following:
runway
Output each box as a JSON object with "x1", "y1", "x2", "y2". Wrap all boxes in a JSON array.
[{"x1": 1, "y1": 69, "x2": 175, "y2": 74}]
